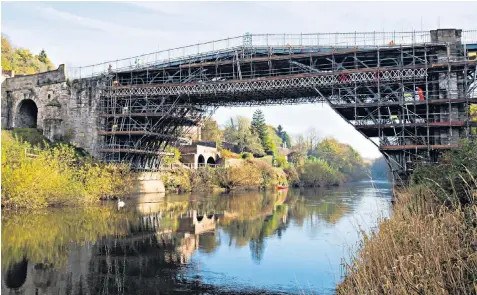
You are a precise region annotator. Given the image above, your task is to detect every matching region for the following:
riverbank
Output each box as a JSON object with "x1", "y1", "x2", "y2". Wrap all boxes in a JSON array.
[
  {"x1": 1, "y1": 130, "x2": 133, "y2": 209},
  {"x1": 1, "y1": 128, "x2": 369, "y2": 207},
  {"x1": 161, "y1": 159, "x2": 288, "y2": 193},
  {"x1": 160, "y1": 158, "x2": 368, "y2": 193},
  {"x1": 337, "y1": 140, "x2": 477, "y2": 294}
]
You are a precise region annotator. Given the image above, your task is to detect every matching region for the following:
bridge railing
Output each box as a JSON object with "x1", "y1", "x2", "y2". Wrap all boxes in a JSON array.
[
  {"x1": 247, "y1": 31, "x2": 431, "y2": 47},
  {"x1": 66, "y1": 30, "x2": 477, "y2": 80}
]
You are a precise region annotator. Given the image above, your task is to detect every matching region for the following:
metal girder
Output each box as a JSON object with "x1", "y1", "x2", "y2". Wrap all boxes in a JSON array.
[{"x1": 110, "y1": 68, "x2": 427, "y2": 98}]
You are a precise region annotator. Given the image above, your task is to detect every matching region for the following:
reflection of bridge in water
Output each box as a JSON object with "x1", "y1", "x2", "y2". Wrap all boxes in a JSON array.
[{"x1": 1, "y1": 190, "x2": 332, "y2": 295}]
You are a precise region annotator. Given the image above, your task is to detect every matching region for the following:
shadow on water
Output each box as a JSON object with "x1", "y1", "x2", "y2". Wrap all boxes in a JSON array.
[{"x1": 1, "y1": 181, "x2": 392, "y2": 295}]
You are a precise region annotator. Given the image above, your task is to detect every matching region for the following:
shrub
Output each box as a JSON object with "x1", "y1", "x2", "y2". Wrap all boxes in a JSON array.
[
  {"x1": 220, "y1": 149, "x2": 239, "y2": 159},
  {"x1": 240, "y1": 152, "x2": 253, "y2": 159},
  {"x1": 190, "y1": 166, "x2": 222, "y2": 191},
  {"x1": 410, "y1": 139, "x2": 477, "y2": 206},
  {"x1": 1, "y1": 131, "x2": 132, "y2": 209},
  {"x1": 300, "y1": 159, "x2": 343, "y2": 186},
  {"x1": 214, "y1": 159, "x2": 286, "y2": 190},
  {"x1": 227, "y1": 160, "x2": 263, "y2": 188},
  {"x1": 161, "y1": 146, "x2": 181, "y2": 166},
  {"x1": 274, "y1": 152, "x2": 288, "y2": 168},
  {"x1": 249, "y1": 159, "x2": 287, "y2": 188},
  {"x1": 283, "y1": 166, "x2": 300, "y2": 187},
  {"x1": 161, "y1": 167, "x2": 191, "y2": 193}
]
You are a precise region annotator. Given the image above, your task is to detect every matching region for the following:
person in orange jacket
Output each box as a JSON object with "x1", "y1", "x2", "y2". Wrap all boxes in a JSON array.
[{"x1": 416, "y1": 87, "x2": 425, "y2": 101}]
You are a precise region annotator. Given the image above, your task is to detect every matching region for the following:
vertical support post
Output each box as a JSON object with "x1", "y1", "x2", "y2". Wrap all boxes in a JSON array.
[
  {"x1": 424, "y1": 45, "x2": 430, "y2": 159},
  {"x1": 430, "y1": 29, "x2": 463, "y2": 148},
  {"x1": 377, "y1": 46, "x2": 381, "y2": 145}
]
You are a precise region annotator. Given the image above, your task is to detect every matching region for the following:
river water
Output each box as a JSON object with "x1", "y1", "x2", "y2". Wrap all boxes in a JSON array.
[{"x1": 1, "y1": 180, "x2": 392, "y2": 295}]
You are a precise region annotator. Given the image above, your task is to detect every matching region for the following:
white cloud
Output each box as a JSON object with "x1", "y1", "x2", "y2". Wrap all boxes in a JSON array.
[{"x1": 31, "y1": 3, "x2": 155, "y2": 37}]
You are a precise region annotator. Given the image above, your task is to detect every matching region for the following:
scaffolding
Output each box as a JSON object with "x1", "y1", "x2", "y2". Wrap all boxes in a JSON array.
[{"x1": 96, "y1": 29, "x2": 477, "y2": 179}]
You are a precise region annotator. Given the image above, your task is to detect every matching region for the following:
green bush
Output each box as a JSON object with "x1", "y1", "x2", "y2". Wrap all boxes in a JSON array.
[
  {"x1": 274, "y1": 152, "x2": 288, "y2": 168},
  {"x1": 161, "y1": 167, "x2": 191, "y2": 193},
  {"x1": 410, "y1": 139, "x2": 477, "y2": 206},
  {"x1": 300, "y1": 159, "x2": 344, "y2": 187},
  {"x1": 161, "y1": 146, "x2": 181, "y2": 166}
]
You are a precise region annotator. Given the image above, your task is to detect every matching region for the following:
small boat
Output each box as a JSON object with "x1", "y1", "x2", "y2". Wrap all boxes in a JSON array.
[{"x1": 277, "y1": 185, "x2": 288, "y2": 190}]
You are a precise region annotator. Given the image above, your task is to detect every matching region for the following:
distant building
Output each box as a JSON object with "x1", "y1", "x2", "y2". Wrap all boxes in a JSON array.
[{"x1": 179, "y1": 141, "x2": 220, "y2": 168}]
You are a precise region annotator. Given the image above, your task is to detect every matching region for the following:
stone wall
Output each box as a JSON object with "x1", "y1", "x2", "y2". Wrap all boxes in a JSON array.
[
  {"x1": 1, "y1": 65, "x2": 104, "y2": 157},
  {"x1": 178, "y1": 143, "x2": 220, "y2": 168}
]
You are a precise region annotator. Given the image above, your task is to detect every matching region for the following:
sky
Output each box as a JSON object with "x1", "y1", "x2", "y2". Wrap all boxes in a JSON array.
[{"x1": 2, "y1": 1, "x2": 476, "y2": 159}]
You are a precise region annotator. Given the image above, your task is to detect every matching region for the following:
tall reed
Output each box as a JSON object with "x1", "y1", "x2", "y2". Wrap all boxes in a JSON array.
[{"x1": 338, "y1": 141, "x2": 477, "y2": 295}]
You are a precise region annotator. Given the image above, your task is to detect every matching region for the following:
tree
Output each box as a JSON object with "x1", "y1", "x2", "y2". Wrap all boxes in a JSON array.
[
  {"x1": 201, "y1": 118, "x2": 222, "y2": 147},
  {"x1": 305, "y1": 127, "x2": 320, "y2": 152},
  {"x1": 275, "y1": 124, "x2": 292, "y2": 148},
  {"x1": 1, "y1": 36, "x2": 14, "y2": 71},
  {"x1": 315, "y1": 138, "x2": 366, "y2": 180},
  {"x1": 224, "y1": 116, "x2": 264, "y2": 156},
  {"x1": 267, "y1": 125, "x2": 282, "y2": 150},
  {"x1": 1, "y1": 36, "x2": 55, "y2": 74},
  {"x1": 38, "y1": 49, "x2": 48, "y2": 63},
  {"x1": 370, "y1": 157, "x2": 391, "y2": 180},
  {"x1": 251, "y1": 109, "x2": 271, "y2": 153},
  {"x1": 282, "y1": 131, "x2": 292, "y2": 148},
  {"x1": 277, "y1": 125, "x2": 284, "y2": 137}
]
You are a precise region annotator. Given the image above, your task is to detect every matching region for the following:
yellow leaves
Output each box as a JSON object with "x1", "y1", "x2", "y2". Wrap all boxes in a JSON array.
[
  {"x1": 162, "y1": 158, "x2": 286, "y2": 192},
  {"x1": 1, "y1": 36, "x2": 55, "y2": 74},
  {"x1": 1, "y1": 207, "x2": 134, "y2": 269},
  {"x1": 1, "y1": 131, "x2": 132, "y2": 209}
]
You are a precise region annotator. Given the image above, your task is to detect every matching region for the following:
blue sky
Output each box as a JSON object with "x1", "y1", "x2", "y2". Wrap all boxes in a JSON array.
[{"x1": 2, "y1": 1, "x2": 476, "y2": 158}]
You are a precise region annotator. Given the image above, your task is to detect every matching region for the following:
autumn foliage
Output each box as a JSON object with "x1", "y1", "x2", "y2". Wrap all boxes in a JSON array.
[{"x1": 1, "y1": 35, "x2": 55, "y2": 75}]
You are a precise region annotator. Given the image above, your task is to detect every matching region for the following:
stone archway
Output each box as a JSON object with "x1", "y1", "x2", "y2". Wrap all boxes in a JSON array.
[
  {"x1": 207, "y1": 156, "x2": 216, "y2": 166},
  {"x1": 16, "y1": 99, "x2": 38, "y2": 128},
  {"x1": 198, "y1": 155, "x2": 205, "y2": 167}
]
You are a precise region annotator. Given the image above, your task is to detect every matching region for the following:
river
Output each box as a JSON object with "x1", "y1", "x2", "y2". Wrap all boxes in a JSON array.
[{"x1": 1, "y1": 180, "x2": 392, "y2": 295}]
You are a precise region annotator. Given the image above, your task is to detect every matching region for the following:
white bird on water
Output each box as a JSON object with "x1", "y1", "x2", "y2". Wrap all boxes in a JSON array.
[{"x1": 117, "y1": 198, "x2": 125, "y2": 209}]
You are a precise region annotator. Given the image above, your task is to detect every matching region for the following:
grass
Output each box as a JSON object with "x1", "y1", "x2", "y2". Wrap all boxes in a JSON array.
[
  {"x1": 338, "y1": 190, "x2": 477, "y2": 294},
  {"x1": 11, "y1": 128, "x2": 50, "y2": 147},
  {"x1": 337, "y1": 141, "x2": 477, "y2": 295}
]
